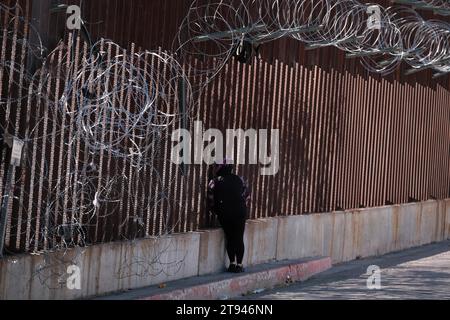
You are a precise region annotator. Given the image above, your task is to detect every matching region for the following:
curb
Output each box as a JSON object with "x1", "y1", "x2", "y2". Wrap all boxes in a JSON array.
[{"x1": 142, "y1": 257, "x2": 332, "y2": 300}]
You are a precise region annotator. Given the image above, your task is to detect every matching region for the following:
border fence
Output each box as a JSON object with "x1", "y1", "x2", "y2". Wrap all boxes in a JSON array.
[{"x1": 0, "y1": 0, "x2": 449, "y2": 255}]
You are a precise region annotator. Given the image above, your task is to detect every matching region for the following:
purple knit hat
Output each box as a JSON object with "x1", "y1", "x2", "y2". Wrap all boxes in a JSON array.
[{"x1": 215, "y1": 158, "x2": 234, "y2": 176}]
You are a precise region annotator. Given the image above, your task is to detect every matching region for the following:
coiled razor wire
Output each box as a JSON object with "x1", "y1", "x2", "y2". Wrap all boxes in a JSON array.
[
  {"x1": 61, "y1": 40, "x2": 194, "y2": 168},
  {"x1": 1, "y1": 3, "x2": 192, "y2": 287},
  {"x1": 393, "y1": 0, "x2": 450, "y2": 16},
  {"x1": 0, "y1": 3, "x2": 46, "y2": 107},
  {"x1": 174, "y1": 0, "x2": 450, "y2": 80}
]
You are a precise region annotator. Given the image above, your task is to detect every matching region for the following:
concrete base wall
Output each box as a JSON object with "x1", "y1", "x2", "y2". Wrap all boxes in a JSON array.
[
  {"x1": 1, "y1": 199, "x2": 449, "y2": 299},
  {"x1": 0, "y1": 233, "x2": 201, "y2": 300},
  {"x1": 276, "y1": 200, "x2": 450, "y2": 264}
]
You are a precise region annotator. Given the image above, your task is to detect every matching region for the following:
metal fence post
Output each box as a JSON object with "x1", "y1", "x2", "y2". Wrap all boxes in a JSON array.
[
  {"x1": 0, "y1": 163, "x2": 13, "y2": 258},
  {"x1": 0, "y1": 135, "x2": 24, "y2": 258},
  {"x1": 178, "y1": 77, "x2": 188, "y2": 176}
]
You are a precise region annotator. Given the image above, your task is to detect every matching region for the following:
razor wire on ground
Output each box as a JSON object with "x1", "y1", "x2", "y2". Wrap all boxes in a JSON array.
[{"x1": 0, "y1": 3, "x2": 192, "y2": 288}]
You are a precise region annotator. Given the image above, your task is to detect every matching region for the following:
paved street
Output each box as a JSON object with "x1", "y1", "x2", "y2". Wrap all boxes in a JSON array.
[{"x1": 241, "y1": 241, "x2": 450, "y2": 300}]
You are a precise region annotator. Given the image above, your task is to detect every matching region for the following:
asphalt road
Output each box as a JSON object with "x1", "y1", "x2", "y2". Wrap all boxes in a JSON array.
[{"x1": 241, "y1": 241, "x2": 450, "y2": 300}]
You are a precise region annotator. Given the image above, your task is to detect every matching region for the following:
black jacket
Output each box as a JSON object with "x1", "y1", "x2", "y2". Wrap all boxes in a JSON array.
[{"x1": 207, "y1": 173, "x2": 250, "y2": 220}]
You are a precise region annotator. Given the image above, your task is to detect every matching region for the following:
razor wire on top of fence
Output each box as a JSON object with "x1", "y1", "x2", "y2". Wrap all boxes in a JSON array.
[{"x1": 174, "y1": 0, "x2": 450, "y2": 82}]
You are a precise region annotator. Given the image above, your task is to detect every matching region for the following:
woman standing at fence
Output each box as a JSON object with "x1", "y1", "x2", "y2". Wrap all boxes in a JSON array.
[{"x1": 207, "y1": 159, "x2": 250, "y2": 273}]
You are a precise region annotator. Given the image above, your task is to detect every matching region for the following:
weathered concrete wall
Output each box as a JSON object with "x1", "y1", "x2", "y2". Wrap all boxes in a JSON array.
[
  {"x1": 1, "y1": 199, "x2": 449, "y2": 299},
  {"x1": 0, "y1": 233, "x2": 200, "y2": 300},
  {"x1": 276, "y1": 200, "x2": 450, "y2": 264},
  {"x1": 446, "y1": 199, "x2": 450, "y2": 239}
]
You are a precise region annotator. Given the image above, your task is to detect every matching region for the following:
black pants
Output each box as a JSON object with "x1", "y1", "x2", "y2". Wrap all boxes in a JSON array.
[{"x1": 219, "y1": 215, "x2": 246, "y2": 265}]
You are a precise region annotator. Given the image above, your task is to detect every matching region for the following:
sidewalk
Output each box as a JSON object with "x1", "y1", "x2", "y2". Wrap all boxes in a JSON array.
[
  {"x1": 240, "y1": 240, "x2": 450, "y2": 300},
  {"x1": 97, "y1": 257, "x2": 332, "y2": 300}
]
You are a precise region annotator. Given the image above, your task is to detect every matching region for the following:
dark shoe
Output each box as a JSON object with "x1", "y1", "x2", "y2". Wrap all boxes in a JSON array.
[
  {"x1": 234, "y1": 265, "x2": 245, "y2": 273},
  {"x1": 227, "y1": 264, "x2": 237, "y2": 273}
]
